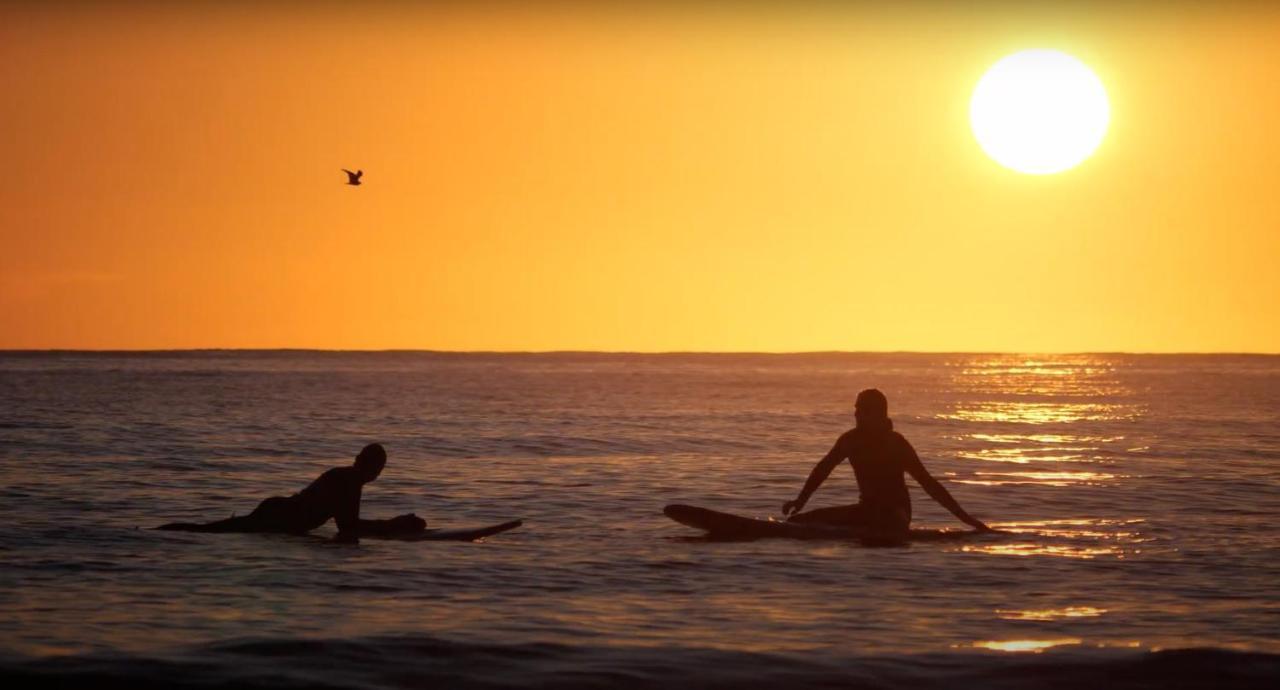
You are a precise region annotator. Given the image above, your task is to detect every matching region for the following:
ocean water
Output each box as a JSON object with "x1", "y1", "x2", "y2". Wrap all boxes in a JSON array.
[{"x1": 1, "y1": 351, "x2": 1277, "y2": 688}]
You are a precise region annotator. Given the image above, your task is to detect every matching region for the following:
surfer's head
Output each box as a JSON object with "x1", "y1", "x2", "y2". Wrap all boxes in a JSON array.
[
  {"x1": 354, "y1": 443, "x2": 387, "y2": 482},
  {"x1": 854, "y1": 389, "x2": 891, "y2": 431}
]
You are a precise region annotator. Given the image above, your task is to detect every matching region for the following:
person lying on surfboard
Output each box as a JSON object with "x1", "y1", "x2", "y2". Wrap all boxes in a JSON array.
[
  {"x1": 157, "y1": 443, "x2": 426, "y2": 539},
  {"x1": 782, "y1": 389, "x2": 990, "y2": 536}
]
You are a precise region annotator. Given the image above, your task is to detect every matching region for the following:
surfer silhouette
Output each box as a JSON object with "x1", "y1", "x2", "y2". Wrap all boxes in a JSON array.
[
  {"x1": 782, "y1": 389, "x2": 991, "y2": 535},
  {"x1": 157, "y1": 443, "x2": 425, "y2": 538}
]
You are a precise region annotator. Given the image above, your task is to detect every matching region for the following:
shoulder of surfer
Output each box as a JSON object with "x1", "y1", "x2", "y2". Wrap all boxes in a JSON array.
[
  {"x1": 842, "y1": 428, "x2": 910, "y2": 454},
  {"x1": 327, "y1": 465, "x2": 364, "y2": 484},
  {"x1": 882, "y1": 430, "x2": 909, "y2": 446},
  {"x1": 839, "y1": 427, "x2": 904, "y2": 441},
  {"x1": 307, "y1": 466, "x2": 361, "y2": 490}
]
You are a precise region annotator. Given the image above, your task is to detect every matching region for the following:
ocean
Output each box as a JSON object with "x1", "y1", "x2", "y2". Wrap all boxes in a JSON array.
[{"x1": 1, "y1": 351, "x2": 1277, "y2": 688}]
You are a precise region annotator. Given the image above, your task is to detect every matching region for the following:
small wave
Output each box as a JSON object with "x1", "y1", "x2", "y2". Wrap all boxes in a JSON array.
[
  {"x1": 0, "y1": 421, "x2": 74, "y2": 430},
  {"x1": 0, "y1": 637, "x2": 1275, "y2": 690}
]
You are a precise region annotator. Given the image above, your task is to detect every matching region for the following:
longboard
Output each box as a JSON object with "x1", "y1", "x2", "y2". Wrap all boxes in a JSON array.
[
  {"x1": 364, "y1": 519, "x2": 523, "y2": 542},
  {"x1": 664, "y1": 504, "x2": 971, "y2": 543}
]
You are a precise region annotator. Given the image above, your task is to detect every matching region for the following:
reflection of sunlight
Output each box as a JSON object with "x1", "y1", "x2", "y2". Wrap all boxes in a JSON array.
[
  {"x1": 960, "y1": 543, "x2": 1122, "y2": 559},
  {"x1": 947, "y1": 356, "x2": 1131, "y2": 398},
  {"x1": 960, "y1": 365, "x2": 1101, "y2": 376},
  {"x1": 967, "y1": 433, "x2": 1124, "y2": 445},
  {"x1": 943, "y1": 357, "x2": 1141, "y2": 424},
  {"x1": 997, "y1": 606, "x2": 1107, "y2": 621},
  {"x1": 955, "y1": 358, "x2": 1115, "y2": 375},
  {"x1": 956, "y1": 448, "x2": 1100, "y2": 464},
  {"x1": 954, "y1": 470, "x2": 1117, "y2": 487},
  {"x1": 957, "y1": 516, "x2": 1148, "y2": 558},
  {"x1": 996, "y1": 518, "x2": 1146, "y2": 541},
  {"x1": 968, "y1": 638, "x2": 1083, "y2": 652},
  {"x1": 21, "y1": 642, "x2": 87, "y2": 657},
  {"x1": 939, "y1": 402, "x2": 1138, "y2": 424}
]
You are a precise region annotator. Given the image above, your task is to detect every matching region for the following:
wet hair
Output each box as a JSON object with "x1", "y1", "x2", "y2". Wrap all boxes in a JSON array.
[{"x1": 355, "y1": 443, "x2": 387, "y2": 468}]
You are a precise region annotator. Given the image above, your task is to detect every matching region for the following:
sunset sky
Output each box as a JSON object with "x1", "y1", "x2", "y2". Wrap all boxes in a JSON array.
[{"x1": 3, "y1": 3, "x2": 1278, "y2": 352}]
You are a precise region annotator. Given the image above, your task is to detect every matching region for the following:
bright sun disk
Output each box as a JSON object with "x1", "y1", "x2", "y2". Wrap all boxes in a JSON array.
[{"x1": 970, "y1": 49, "x2": 1110, "y2": 175}]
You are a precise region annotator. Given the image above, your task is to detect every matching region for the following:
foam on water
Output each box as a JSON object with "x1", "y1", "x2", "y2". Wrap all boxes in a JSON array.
[{"x1": 1, "y1": 352, "x2": 1278, "y2": 687}]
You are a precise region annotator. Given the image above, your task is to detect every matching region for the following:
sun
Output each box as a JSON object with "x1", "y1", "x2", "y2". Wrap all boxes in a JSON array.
[{"x1": 970, "y1": 50, "x2": 1110, "y2": 175}]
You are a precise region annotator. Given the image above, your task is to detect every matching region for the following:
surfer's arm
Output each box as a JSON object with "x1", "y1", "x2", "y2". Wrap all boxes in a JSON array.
[
  {"x1": 335, "y1": 514, "x2": 427, "y2": 539},
  {"x1": 783, "y1": 438, "x2": 847, "y2": 516},
  {"x1": 902, "y1": 442, "x2": 990, "y2": 531},
  {"x1": 332, "y1": 484, "x2": 426, "y2": 538}
]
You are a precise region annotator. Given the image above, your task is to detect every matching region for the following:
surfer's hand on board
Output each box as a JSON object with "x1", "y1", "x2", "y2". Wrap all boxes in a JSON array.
[
  {"x1": 966, "y1": 516, "x2": 993, "y2": 532},
  {"x1": 782, "y1": 498, "x2": 806, "y2": 517}
]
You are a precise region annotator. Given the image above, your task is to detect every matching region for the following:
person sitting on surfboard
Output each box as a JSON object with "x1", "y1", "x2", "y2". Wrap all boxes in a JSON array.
[
  {"x1": 782, "y1": 389, "x2": 990, "y2": 535},
  {"x1": 157, "y1": 443, "x2": 426, "y2": 538}
]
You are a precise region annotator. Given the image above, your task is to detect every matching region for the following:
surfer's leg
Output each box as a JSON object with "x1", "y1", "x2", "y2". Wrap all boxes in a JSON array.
[
  {"x1": 156, "y1": 515, "x2": 263, "y2": 532},
  {"x1": 787, "y1": 504, "x2": 865, "y2": 526},
  {"x1": 861, "y1": 505, "x2": 911, "y2": 543},
  {"x1": 243, "y1": 496, "x2": 312, "y2": 532},
  {"x1": 156, "y1": 496, "x2": 294, "y2": 533}
]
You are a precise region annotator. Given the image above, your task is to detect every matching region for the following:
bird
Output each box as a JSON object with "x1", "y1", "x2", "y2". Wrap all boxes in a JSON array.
[{"x1": 342, "y1": 169, "x2": 363, "y2": 186}]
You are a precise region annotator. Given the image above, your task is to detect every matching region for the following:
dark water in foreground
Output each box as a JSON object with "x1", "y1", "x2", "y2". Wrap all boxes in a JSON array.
[{"x1": 1, "y1": 352, "x2": 1277, "y2": 688}]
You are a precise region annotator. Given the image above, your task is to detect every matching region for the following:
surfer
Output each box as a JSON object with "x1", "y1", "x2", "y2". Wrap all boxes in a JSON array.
[
  {"x1": 782, "y1": 389, "x2": 990, "y2": 536},
  {"x1": 157, "y1": 443, "x2": 426, "y2": 538}
]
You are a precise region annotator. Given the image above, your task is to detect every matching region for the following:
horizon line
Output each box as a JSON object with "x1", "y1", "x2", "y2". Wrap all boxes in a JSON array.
[{"x1": 1, "y1": 348, "x2": 1278, "y2": 357}]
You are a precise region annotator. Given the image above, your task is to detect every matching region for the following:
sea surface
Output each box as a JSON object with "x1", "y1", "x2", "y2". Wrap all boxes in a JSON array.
[{"x1": 1, "y1": 351, "x2": 1277, "y2": 688}]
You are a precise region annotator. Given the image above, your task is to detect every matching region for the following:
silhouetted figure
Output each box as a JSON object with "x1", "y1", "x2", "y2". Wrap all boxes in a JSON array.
[
  {"x1": 158, "y1": 443, "x2": 425, "y2": 538},
  {"x1": 782, "y1": 389, "x2": 991, "y2": 536},
  {"x1": 343, "y1": 168, "x2": 363, "y2": 186}
]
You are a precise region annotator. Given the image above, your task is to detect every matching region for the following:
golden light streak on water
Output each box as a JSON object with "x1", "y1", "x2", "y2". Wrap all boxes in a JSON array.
[
  {"x1": 943, "y1": 357, "x2": 1140, "y2": 425},
  {"x1": 965, "y1": 433, "x2": 1126, "y2": 445},
  {"x1": 958, "y1": 543, "x2": 1123, "y2": 559},
  {"x1": 939, "y1": 402, "x2": 1139, "y2": 424},
  {"x1": 954, "y1": 471, "x2": 1118, "y2": 487},
  {"x1": 955, "y1": 448, "x2": 1101, "y2": 464},
  {"x1": 995, "y1": 518, "x2": 1148, "y2": 541},
  {"x1": 996, "y1": 606, "x2": 1107, "y2": 621},
  {"x1": 966, "y1": 638, "x2": 1084, "y2": 652}
]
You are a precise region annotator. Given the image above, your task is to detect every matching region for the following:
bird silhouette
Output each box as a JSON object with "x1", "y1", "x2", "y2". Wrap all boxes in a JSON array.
[{"x1": 342, "y1": 169, "x2": 363, "y2": 186}]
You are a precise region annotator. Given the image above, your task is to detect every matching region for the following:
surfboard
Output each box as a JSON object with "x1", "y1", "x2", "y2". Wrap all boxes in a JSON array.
[
  {"x1": 664, "y1": 504, "x2": 971, "y2": 544},
  {"x1": 664, "y1": 504, "x2": 870, "y2": 540},
  {"x1": 365, "y1": 519, "x2": 524, "y2": 542}
]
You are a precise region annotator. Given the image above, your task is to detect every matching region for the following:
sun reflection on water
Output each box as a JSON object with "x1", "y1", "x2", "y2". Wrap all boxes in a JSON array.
[
  {"x1": 960, "y1": 543, "x2": 1123, "y2": 559},
  {"x1": 942, "y1": 355, "x2": 1142, "y2": 425},
  {"x1": 955, "y1": 448, "x2": 1101, "y2": 464},
  {"x1": 954, "y1": 470, "x2": 1118, "y2": 487},
  {"x1": 947, "y1": 356, "x2": 1127, "y2": 395},
  {"x1": 953, "y1": 518, "x2": 1149, "y2": 559},
  {"x1": 996, "y1": 606, "x2": 1107, "y2": 621},
  {"x1": 939, "y1": 402, "x2": 1139, "y2": 424},
  {"x1": 966, "y1": 433, "x2": 1126, "y2": 445},
  {"x1": 996, "y1": 518, "x2": 1147, "y2": 540},
  {"x1": 967, "y1": 638, "x2": 1084, "y2": 652},
  {"x1": 939, "y1": 356, "x2": 1145, "y2": 505}
]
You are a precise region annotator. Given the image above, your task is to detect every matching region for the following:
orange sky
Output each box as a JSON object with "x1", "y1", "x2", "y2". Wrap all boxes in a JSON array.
[{"x1": 2, "y1": 3, "x2": 1278, "y2": 352}]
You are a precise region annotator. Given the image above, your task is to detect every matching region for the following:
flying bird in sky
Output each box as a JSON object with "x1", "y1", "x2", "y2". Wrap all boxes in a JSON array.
[{"x1": 342, "y1": 169, "x2": 363, "y2": 186}]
